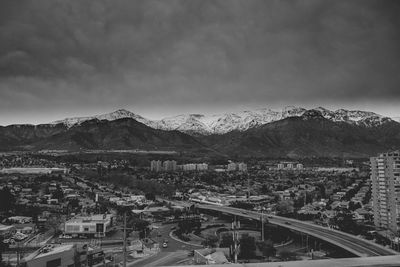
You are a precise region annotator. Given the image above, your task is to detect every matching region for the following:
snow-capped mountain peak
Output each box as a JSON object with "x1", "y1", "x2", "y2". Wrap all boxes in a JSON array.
[
  {"x1": 50, "y1": 107, "x2": 396, "y2": 135},
  {"x1": 51, "y1": 109, "x2": 155, "y2": 128}
]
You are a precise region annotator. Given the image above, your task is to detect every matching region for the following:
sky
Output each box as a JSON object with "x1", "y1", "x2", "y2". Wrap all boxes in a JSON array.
[{"x1": 0, "y1": 0, "x2": 399, "y2": 125}]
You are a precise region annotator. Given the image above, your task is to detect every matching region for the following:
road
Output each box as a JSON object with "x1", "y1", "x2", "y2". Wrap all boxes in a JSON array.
[
  {"x1": 197, "y1": 204, "x2": 397, "y2": 257},
  {"x1": 126, "y1": 223, "x2": 198, "y2": 267}
]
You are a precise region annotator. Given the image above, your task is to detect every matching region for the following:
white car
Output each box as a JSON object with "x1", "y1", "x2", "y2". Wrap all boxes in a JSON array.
[
  {"x1": 162, "y1": 242, "x2": 168, "y2": 248},
  {"x1": 59, "y1": 234, "x2": 72, "y2": 239}
]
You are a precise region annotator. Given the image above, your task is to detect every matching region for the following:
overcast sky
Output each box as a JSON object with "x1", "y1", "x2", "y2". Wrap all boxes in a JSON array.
[{"x1": 0, "y1": 0, "x2": 399, "y2": 125}]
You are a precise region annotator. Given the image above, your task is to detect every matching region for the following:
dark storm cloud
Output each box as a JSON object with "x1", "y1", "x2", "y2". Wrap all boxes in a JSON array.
[{"x1": 0, "y1": 0, "x2": 399, "y2": 123}]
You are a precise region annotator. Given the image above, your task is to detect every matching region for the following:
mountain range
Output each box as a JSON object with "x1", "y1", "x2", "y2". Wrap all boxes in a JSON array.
[
  {"x1": 50, "y1": 106, "x2": 394, "y2": 135},
  {"x1": 0, "y1": 107, "x2": 399, "y2": 157}
]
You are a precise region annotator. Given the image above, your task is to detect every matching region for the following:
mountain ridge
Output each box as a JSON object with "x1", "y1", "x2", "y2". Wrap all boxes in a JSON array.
[
  {"x1": 0, "y1": 112, "x2": 399, "y2": 157},
  {"x1": 47, "y1": 106, "x2": 396, "y2": 135}
]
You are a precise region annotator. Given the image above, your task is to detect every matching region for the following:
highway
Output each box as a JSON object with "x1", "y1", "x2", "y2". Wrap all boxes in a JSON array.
[{"x1": 196, "y1": 204, "x2": 398, "y2": 257}]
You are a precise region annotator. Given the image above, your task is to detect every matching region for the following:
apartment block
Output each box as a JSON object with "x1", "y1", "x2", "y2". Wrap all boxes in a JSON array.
[{"x1": 370, "y1": 151, "x2": 400, "y2": 233}]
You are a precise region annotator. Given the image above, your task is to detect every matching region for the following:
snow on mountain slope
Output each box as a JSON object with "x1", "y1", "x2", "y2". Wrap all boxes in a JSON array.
[
  {"x1": 154, "y1": 107, "x2": 394, "y2": 134},
  {"x1": 51, "y1": 109, "x2": 157, "y2": 128},
  {"x1": 50, "y1": 107, "x2": 396, "y2": 135},
  {"x1": 155, "y1": 114, "x2": 212, "y2": 135}
]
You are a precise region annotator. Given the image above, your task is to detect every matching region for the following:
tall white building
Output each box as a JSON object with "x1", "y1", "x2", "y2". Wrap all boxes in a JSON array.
[
  {"x1": 296, "y1": 163, "x2": 304, "y2": 170},
  {"x1": 370, "y1": 151, "x2": 400, "y2": 233},
  {"x1": 150, "y1": 160, "x2": 162, "y2": 172},
  {"x1": 238, "y1": 162, "x2": 247, "y2": 172},
  {"x1": 227, "y1": 162, "x2": 237, "y2": 171},
  {"x1": 163, "y1": 160, "x2": 177, "y2": 172},
  {"x1": 287, "y1": 163, "x2": 294, "y2": 169},
  {"x1": 196, "y1": 163, "x2": 208, "y2": 171}
]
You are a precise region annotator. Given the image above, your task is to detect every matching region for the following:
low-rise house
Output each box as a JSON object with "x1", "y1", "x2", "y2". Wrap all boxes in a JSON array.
[
  {"x1": 194, "y1": 248, "x2": 230, "y2": 265},
  {"x1": 7, "y1": 216, "x2": 33, "y2": 224},
  {"x1": 64, "y1": 214, "x2": 114, "y2": 238},
  {"x1": 0, "y1": 224, "x2": 16, "y2": 237}
]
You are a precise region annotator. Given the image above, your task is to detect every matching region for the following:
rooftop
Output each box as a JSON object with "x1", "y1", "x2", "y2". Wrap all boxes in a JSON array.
[
  {"x1": 22, "y1": 244, "x2": 74, "y2": 262},
  {"x1": 66, "y1": 214, "x2": 113, "y2": 224}
]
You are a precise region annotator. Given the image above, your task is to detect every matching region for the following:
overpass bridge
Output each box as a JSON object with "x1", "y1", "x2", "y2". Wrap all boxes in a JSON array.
[
  {"x1": 195, "y1": 204, "x2": 397, "y2": 257},
  {"x1": 166, "y1": 255, "x2": 400, "y2": 267}
]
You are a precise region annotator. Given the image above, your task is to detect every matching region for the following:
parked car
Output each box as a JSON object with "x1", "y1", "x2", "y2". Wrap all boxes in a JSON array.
[
  {"x1": 59, "y1": 234, "x2": 72, "y2": 239},
  {"x1": 162, "y1": 242, "x2": 168, "y2": 248}
]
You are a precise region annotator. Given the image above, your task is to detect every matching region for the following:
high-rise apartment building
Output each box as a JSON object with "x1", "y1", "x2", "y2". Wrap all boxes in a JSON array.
[
  {"x1": 296, "y1": 163, "x2": 304, "y2": 170},
  {"x1": 163, "y1": 160, "x2": 177, "y2": 172},
  {"x1": 238, "y1": 162, "x2": 247, "y2": 172},
  {"x1": 150, "y1": 160, "x2": 162, "y2": 172},
  {"x1": 370, "y1": 151, "x2": 400, "y2": 233},
  {"x1": 227, "y1": 162, "x2": 237, "y2": 171}
]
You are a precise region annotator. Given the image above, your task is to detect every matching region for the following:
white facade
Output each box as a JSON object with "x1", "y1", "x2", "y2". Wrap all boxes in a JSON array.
[
  {"x1": 64, "y1": 214, "x2": 114, "y2": 237},
  {"x1": 296, "y1": 163, "x2": 304, "y2": 170},
  {"x1": 227, "y1": 162, "x2": 237, "y2": 171},
  {"x1": 371, "y1": 151, "x2": 400, "y2": 233},
  {"x1": 163, "y1": 160, "x2": 177, "y2": 172},
  {"x1": 150, "y1": 160, "x2": 162, "y2": 172}
]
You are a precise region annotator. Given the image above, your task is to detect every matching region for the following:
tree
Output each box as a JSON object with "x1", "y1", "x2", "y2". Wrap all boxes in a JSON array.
[
  {"x1": 219, "y1": 233, "x2": 234, "y2": 248},
  {"x1": 260, "y1": 184, "x2": 271, "y2": 194},
  {"x1": 68, "y1": 198, "x2": 81, "y2": 213},
  {"x1": 348, "y1": 201, "x2": 361, "y2": 211},
  {"x1": 333, "y1": 211, "x2": 359, "y2": 234},
  {"x1": 46, "y1": 214, "x2": 63, "y2": 235},
  {"x1": 257, "y1": 240, "x2": 276, "y2": 259},
  {"x1": 239, "y1": 234, "x2": 256, "y2": 259},
  {"x1": 279, "y1": 249, "x2": 297, "y2": 261},
  {"x1": 230, "y1": 201, "x2": 254, "y2": 210},
  {"x1": 275, "y1": 200, "x2": 294, "y2": 215},
  {"x1": 145, "y1": 192, "x2": 155, "y2": 201},
  {"x1": 178, "y1": 218, "x2": 201, "y2": 234},
  {"x1": 127, "y1": 217, "x2": 150, "y2": 238},
  {"x1": 0, "y1": 188, "x2": 15, "y2": 212},
  {"x1": 52, "y1": 187, "x2": 64, "y2": 201},
  {"x1": 202, "y1": 235, "x2": 219, "y2": 248}
]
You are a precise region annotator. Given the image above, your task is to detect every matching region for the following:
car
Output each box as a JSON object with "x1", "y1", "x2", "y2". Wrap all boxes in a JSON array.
[
  {"x1": 59, "y1": 234, "x2": 72, "y2": 239},
  {"x1": 162, "y1": 242, "x2": 168, "y2": 248},
  {"x1": 284, "y1": 221, "x2": 291, "y2": 225}
]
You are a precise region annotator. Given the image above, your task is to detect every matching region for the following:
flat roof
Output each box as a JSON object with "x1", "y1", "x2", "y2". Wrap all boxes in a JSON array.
[
  {"x1": 23, "y1": 244, "x2": 74, "y2": 261},
  {"x1": 66, "y1": 214, "x2": 113, "y2": 224}
]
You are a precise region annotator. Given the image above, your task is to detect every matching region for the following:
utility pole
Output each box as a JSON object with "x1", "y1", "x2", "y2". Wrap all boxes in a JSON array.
[
  {"x1": 247, "y1": 176, "x2": 250, "y2": 199},
  {"x1": 232, "y1": 215, "x2": 240, "y2": 263},
  {"x1": 123, "y1": 211, "x2": 127, "y2": 267},
  {"x1": 260, "y1": 209, "x2": 264, "y2": 242},
  {"x1": 16, "y1": 241, "x2": 20, "y2": 267},
  {"x1": 306, "y1": 235, "x2": 309, "y2": 252}
]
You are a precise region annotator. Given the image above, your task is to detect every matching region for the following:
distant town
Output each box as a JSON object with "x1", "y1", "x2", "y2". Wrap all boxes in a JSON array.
[{"x1": 0, "y1": 150, "x2": 398, "y2": 267}]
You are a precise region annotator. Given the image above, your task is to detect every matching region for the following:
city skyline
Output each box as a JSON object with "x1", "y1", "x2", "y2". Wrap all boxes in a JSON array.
[{"x1": 0, "y1": 0, "x2": 399, "y2": 125}]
